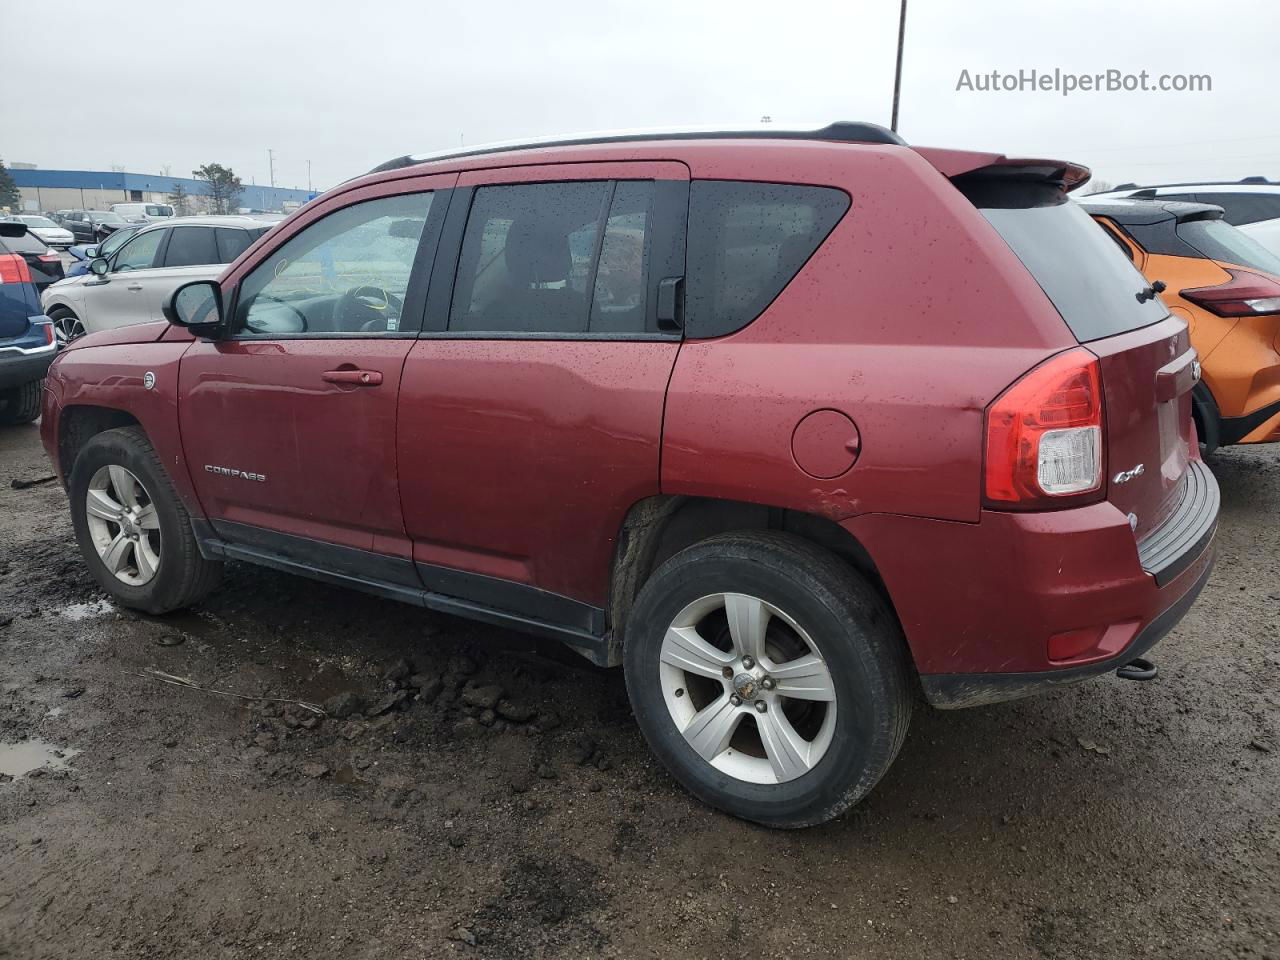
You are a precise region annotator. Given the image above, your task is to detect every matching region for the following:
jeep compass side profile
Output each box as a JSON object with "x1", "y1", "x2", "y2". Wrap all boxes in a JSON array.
[{"x1": 40, "y1": 123, "x2": 1218, "y2": 827}]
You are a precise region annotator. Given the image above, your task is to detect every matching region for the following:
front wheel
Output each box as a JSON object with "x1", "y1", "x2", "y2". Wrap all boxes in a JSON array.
[
  {"x1": 48, "y1": 308, "x2": 84, "y2": 347},
  {"x1": 69, "y1": 426, "x2": 222, "y2": 613},
  {"x1": 624, "y1": 531, "x2": 912, "y2": 828}
]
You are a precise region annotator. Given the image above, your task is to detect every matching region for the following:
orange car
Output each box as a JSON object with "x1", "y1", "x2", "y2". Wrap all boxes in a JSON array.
[{"x1": 1085, "y1": 197, "x2": 1280, "y2": 454}]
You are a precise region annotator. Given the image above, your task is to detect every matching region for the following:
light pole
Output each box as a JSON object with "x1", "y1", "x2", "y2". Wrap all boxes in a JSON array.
[
  {"x1": 268, "y1": 149, "x2": 276, "y2": 189},
  {"x1": 890, "y1": 0, "x2": 907, "y2": 133}
]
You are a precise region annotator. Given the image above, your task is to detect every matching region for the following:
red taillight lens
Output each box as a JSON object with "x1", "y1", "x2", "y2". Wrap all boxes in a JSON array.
[
  {"x1": 984, "y1": 348, "x2": 1105, "y2": 507},
  {"x1": 0, "y1": 253, "x2": 33, "y2": 285},
  {"x1": 37, "y1": 253, "x2": 60, "y2": 264},
  {"x1": 37, "y1": 321, "x2": 55, "y2": 346},
  {"x1": 1181, "y1": 268, "x2": 1280, "y2": 317}
]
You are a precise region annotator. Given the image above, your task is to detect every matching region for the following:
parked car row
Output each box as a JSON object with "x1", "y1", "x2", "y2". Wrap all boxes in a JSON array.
[
  {"x1": 42, "y1": 216, "x2": 277, "y2": 344},
  {"x1": 31, "y1": 122, "x2": 1231, "y2": 828}
]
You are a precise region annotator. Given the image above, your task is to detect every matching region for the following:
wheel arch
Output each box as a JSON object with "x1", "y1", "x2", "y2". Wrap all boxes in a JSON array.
[
  {"x1": 609, "y1": 495, "x2": 899, "y2": 652},
  {"x1": 58, "y1": 405, "x2": 142, "y2": 485}
]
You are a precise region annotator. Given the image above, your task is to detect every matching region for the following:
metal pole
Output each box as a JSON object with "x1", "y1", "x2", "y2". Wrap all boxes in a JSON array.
[
  {"x1": 890, "y1": 0, "x2": 907, "y2": 132},
  {"x1": 268, "y1": 149, "x2": 276, "y2": 189},
  {"x1": 307, "y1": 159, "x2": 312, "y2": 194}
]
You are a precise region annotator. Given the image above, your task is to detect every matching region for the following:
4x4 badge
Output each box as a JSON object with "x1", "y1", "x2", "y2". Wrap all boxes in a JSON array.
[{"x1": 1113, "y1": 464, "x2": 1145, "y2": 485}]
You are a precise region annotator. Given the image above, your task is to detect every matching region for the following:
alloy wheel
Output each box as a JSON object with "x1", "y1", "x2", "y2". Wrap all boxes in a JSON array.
[
  {"x1": 52, "y1": 313, "x2": 84, "y2": 347},
  {"x1": 84, "y1": 465, "x2": 162, "y2": 586},
  {"x1": 659, "y1": 592, "x2": 837, "y2": 785}
]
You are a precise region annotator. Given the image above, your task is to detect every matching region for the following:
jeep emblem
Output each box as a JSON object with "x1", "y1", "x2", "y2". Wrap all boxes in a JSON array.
[{"x1": 142, "y1": 371, "x2": 156, "y2": 390}]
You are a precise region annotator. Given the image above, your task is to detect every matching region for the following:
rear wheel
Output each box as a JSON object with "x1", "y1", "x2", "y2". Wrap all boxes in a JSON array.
[
  {"x1": 624, "y1": 531, "x2": 912, "y2": 828},
  {"x1": 48, "y1": 307, "x2": 84, "y2": 347},
  {"x1": 69, "y1": 426, "x2": 222, "y2": 613},
  {"x1": 0, "y1": 380, "x2": 43, "y2": 425}
]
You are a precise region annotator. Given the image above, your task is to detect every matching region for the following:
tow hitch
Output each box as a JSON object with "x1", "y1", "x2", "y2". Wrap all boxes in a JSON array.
[{"x1": 1116, "y1": 657, "x2": 1158, "y2": 682}]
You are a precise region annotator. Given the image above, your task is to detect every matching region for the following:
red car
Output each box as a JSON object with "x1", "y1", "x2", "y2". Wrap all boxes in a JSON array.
[{"x1": 40, "y1": 123, "x2": 1217, "y2": 827}]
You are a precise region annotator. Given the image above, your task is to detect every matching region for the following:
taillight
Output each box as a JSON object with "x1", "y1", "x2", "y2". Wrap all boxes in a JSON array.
[
  {"x1": 36, "y1": 321, "x2": 55, "y2": 346},
  {"x1": 0, "y1": 253, "x2": 33, "y2": 285},
  {"x1": 1181, "y1": 269, "x2": 1280, "y2": 317},
  {"x1": 37, "y1": 253, "x2": 60, "y2": 264},
  {"x1": 984, "y1": 348, "x2": 1104, "y2": 508}
]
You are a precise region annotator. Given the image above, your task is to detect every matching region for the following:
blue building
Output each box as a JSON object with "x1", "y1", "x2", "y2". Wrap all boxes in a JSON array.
[{"x1": 9, "y1": 167, "x2": 314, "y2": 214}]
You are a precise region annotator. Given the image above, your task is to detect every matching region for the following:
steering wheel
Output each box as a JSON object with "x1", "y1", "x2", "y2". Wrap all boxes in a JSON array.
[{"x1": 336, "y1": 284, "x2": 403, "y2": 332}]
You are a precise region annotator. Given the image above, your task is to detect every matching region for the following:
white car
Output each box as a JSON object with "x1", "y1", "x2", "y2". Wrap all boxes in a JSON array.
[
  {"x1": 41, "y1": 216, "x2": 275, "y2": 342},
  {"x1": 110, "y1": 202, "x2": 176, "y2": 223},
  {"x1": 1088, "y1": 178, "x2": 1280, "y2": 257},
  {"x1": 10, "y1": 215, "x2": 75, "y2": 248}
]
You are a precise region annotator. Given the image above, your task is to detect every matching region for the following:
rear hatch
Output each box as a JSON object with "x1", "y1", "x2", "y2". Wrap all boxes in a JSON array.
[
  {"x1": 958, "y1": 171, "x2": 1193, "y2": 538},
  {"x1": 0, "y1": 226, "x2": 65, "y2": 293}
]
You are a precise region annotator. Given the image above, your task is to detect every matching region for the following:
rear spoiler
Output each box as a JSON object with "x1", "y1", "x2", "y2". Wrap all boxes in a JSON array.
[
  {"x1": 915, "y1": 148, "x2": 1092, "y2": 193},
  {"x1": 0, "y1": 221, "x2": 29, "y2": 238}
]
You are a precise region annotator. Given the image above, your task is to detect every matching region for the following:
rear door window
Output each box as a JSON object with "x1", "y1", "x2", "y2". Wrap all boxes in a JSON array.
[
  {"x1": 163, "y1": 227, "x2": 219, "y2": 267},
  {"x1": 684, "y1": 181, "x2": 849, "y2": 338},
  {"x1": 1, "y1": 231, "x2": 50, "y2": 255},
  {"x1": 974, "y1": 186, "x2": 1167, "y2": 342}
]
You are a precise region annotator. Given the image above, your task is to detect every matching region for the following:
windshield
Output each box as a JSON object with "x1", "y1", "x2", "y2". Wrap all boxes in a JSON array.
[
  {"x1": 20, "y1": 216, "x2": 58, "y2": 228},
  {"x1": 1177, "y1": 218, "x2": 1280, "y2": 277},
  {"x1": 973, "y1": 186, "x2": 1168, "y2": 342}
]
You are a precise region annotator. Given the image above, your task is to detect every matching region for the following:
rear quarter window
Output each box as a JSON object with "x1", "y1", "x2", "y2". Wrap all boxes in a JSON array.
[
  {"x1": 967, "y1": 182, "x2": 1167, "y2": 342},
  {"x1": 684, "y1": 181, "x2": 849, "y2": 338}
]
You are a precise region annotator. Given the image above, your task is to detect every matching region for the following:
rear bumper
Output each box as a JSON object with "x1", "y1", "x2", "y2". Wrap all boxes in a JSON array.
[
  {"x1": 844, "y1": 461, "x2": 1220, "y2": 708},
  {"x1": 0, "y1": 321, "x2": 57, "y2": 389}
]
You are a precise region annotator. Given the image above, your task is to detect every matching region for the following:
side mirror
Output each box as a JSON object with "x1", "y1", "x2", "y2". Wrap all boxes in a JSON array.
[
  {"x1": 82, "y1": 245, "x2": 99, "y2": 259},
  {"x1": 89, "y1": 258, "x2": 109, "y2": 276},
  {"x1": 164, "y1": 280, "x2": 225, "y2": 335}
]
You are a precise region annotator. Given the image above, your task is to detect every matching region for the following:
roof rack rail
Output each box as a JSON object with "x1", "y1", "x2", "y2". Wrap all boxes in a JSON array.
[
  {"x1": 368, "y1": 121, "x2": 906, "y2": 174},
  {"x1": 1102, "y1": 175, "x2": 1278, "y2": 192}
]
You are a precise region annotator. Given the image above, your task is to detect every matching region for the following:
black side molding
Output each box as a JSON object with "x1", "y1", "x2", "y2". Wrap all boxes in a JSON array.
[{"x1": 191, "y1": 519, "x2": 616, "y2": 666}]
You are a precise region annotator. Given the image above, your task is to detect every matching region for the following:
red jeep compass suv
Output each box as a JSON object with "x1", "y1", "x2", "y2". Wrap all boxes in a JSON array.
[{"x1": 40, "y1": 123, "x2": 1217, "y2": 827}]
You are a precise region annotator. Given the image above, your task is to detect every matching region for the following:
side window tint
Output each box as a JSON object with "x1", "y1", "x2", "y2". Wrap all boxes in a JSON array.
[
  {"x1": 112, "y1": 229, "x2": 165, "y2": 272},
  {"x1": 590, "y1": 181, "x2": 653, "y2": 333},
  {"x1": 215, "y1": 228, "x2": 254, "y2": 263},
  {"x1": 164, "y1": 227, "x2": 219, "y2": 267},
  {"x1": 236, "y1": 192, "x2": 433, "y2": 336},
  {"x1": 1209, "y1": 194, "x2": 1280, "y2": 226},
  {"x1": 449, "y1": 181, "x2": 610, "y2": 334},
  {"x1": 685, "y1": 181, "x2": 850, "y2": 337}
]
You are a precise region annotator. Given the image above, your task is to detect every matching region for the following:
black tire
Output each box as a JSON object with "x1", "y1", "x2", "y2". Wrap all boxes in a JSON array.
[
  {"x1": 0, "y1": 380, "x2": 43, "y2": 425},
  {"x1": 47, "y1": 307, "x2": 84, "y2": 347},
  {"x1": 624, "y1": 531, "x2": 912, "y2": 829},
  {"x1": 69, "y1": 426, "x2": 222, "y2": 614}
]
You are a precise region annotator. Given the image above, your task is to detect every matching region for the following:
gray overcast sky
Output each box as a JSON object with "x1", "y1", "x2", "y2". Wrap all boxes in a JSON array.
[{"x1": 5, "y1": 0, "x2": 1277, "y2": 192}]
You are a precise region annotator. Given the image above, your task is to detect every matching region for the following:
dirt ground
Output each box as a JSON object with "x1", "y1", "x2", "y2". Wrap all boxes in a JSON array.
[{"x1": 0, "y1": 420, "x2": 1276, "y2": 960}]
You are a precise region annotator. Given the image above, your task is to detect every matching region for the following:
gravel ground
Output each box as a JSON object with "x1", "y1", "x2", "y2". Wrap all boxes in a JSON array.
[{"x1": 1, "y1": 420, "x2": 1277, "y2": 960}]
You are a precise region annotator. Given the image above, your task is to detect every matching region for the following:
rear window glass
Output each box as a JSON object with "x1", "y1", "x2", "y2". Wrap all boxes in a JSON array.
[
  {"x1": 0, "y1": 231, "x2": 50, "y2": 254},
  {"x1": 685, "y1": 181, "x2": 849, "y2": 338},
  {"x1": 973, "y1": 186, "x2": 1167, "y2": 342},
  {"x1": 1177, "y1": 218, "x2": 1280, "y2": 275}
]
